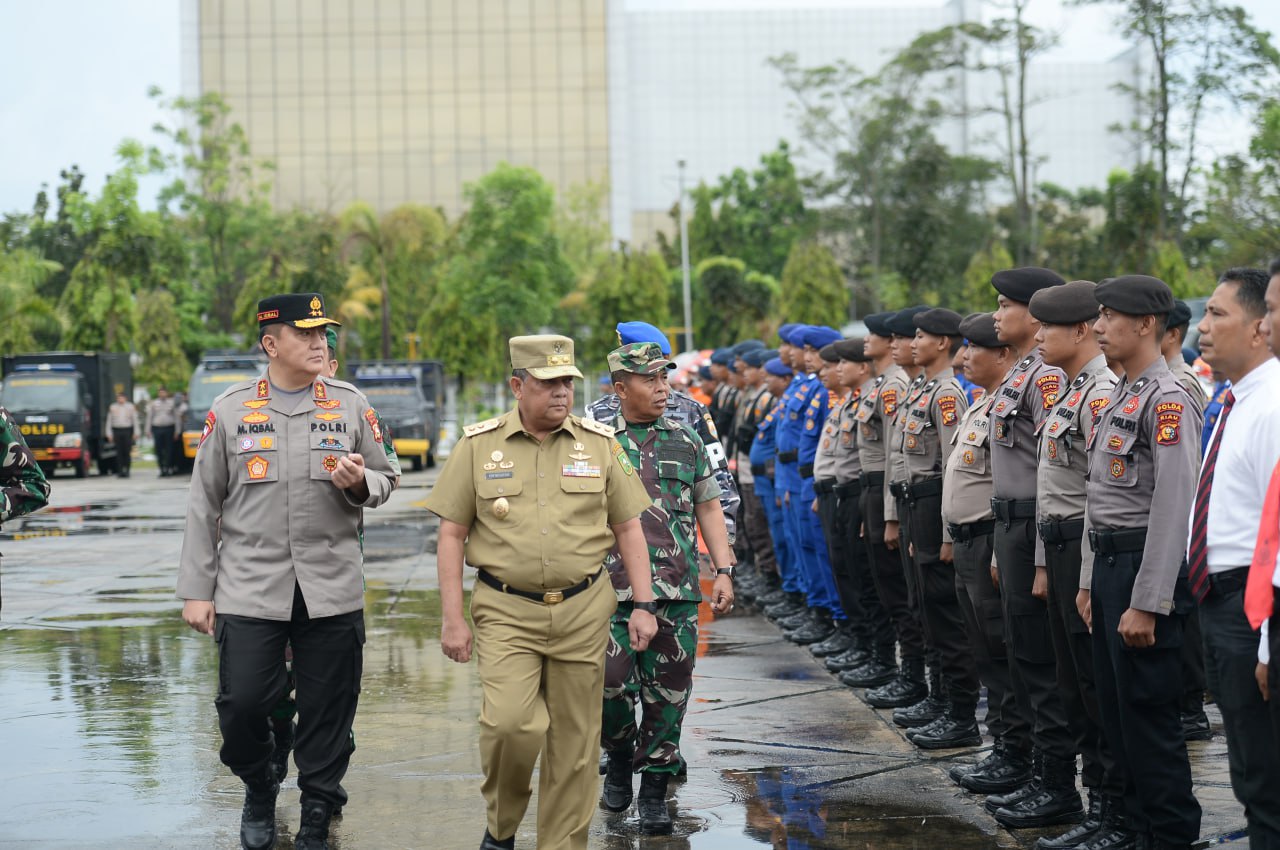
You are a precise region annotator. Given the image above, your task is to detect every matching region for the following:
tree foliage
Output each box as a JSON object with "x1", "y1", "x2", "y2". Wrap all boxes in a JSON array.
[{"x1": 778, "y1": 241, "x2": 848, "y2": 326}]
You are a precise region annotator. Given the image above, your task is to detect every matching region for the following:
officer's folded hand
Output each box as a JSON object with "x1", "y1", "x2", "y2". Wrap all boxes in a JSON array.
[
  {"x1": 628, "y1": 608, "x2": 658, "y2": 650},
  {"x1": 884, "y1": 520, "x2": 900, "y2": 551},
  {"x1": 1258, "y1": 662, "x2": 1270, "y2": 702},
  {"x1": 331, "y1": 453, "x2": 369, "y2": 498},
  {"x1": 710, "y1": 574, "x2": 735, "y2": 615},
  {"x1": 441, "y1": 618, "x2": 474, "y2": 663},
  {"x1": 1117, "y1": 607, "x2": 1156, "y2": 648},
  {"x1": 182, "y1": 599, "x2": 216, "y2": 636},
  {"x1": 1076, "y1": 590, "x2": 1092, "y2": 632}
]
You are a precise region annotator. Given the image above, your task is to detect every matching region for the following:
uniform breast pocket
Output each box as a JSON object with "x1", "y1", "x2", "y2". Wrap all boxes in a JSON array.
[
  {"x1": 902, "y1": 418, "x2": 930, "y2": 455},
  {"x1": 990, "y1": 410, "x2": 1017, "y2": 448},
  {"x1": 479, "y1": 476, "x2": 525, "y2": 520},
  {"x1": 956, "y1": 432, "x2": 987, "y2": 474},
  {"x1": 558, "y1": 474, "x2": 605, "y2": 524},
  {"x1": 309, "y1": 431, "x2": 351, "y2": 481},
  {"x1": 1045, "y1": 434, "x2": 1073, "y2": 467},
  {"x1": 1099, "y1": 431, "x2": 1138, "y2": 488},
  {"x1": 236, "y1": 449, "x2": 280, "y2": 485},
  {"x1": 657, "y1": 458, "x2": 695, "y2": 514}
]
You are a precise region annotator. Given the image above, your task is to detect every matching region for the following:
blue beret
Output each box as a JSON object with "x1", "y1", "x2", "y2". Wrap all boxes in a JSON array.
[
  {"x1": 710, "y1": 348, "x2": 735, "y2": 366},
  {"x1": 732, "y1": 339, "x2": 765, "y2": 357},
  {"x1": 697, "y1": 365, "x2": 712, "y2": 380},
  {"x1": 864, "y1": 312, "x2": 894, "y2": 338},
  {"x1": 764, "y1": 357, "x2": 793, "y2": 377},
  {"x1": 777, "y1": 323, "x2": 799, "y2": 344},
  {"x1": 744, "y1": 348, "x2": 777, "y2": 368},
  {"x1": 887, "y1": 306, "x2": 929, "y2": 338},
  {"x1": 598, "y1": 374, "x2": 612, "y2": 386},
  {"x1": 616, "y1": 321, "x2": 671, "y2": 355},
  {"x1": 780, "y1": 324, "x2": 809, "y2": 345},
  {"x1": 1182, "y1": 346, "x2": 1198, "y2": 366},
  {"x1": 800, "y1": 325, "x2": 841, "y2": 350}
]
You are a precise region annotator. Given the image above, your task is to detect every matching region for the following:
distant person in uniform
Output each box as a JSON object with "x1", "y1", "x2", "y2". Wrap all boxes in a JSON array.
[
  {"x1": 0, "y1": 406, "x2": 51, "y2": 613},
  {"x1": 147, "y1": 387, "x2": 178, "y2": 477},
  {"x1": 107, "y1": 392, "x2": 138, "y2": 478},
  {"x1": 423, "y1": 334, "x2": 658, "y2": 850},
  {"x1": 177, "y1": 292, "x2": 398, "y2": 850}
]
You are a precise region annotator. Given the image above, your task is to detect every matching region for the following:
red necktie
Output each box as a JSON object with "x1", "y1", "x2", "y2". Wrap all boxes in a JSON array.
[
  {"x1": 1188, "y1": 390, "x2": 1235, "y2": 602},
  {"x1": 1244, "y1": 457, "x2": 1280, "y2": 629}
]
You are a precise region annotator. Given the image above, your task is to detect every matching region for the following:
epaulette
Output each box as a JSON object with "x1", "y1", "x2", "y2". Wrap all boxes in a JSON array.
[
  {"x1": 463, "y1": 417, "x2": 503, "y2": 437},
  {"x1": 576, "y1": 415, "x2": 616, "y2": 438}
]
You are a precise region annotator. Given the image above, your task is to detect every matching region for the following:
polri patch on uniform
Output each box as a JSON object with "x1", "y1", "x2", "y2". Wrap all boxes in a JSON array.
[
  {"x1": 322, "y1": 454, "x2": 340, "y2": 473},
  {"x1": 1107, "y1": 434, "x2": 1124, "y2": 451},
  {"x1": 240, "y1": 437, "x2": 254, "y2": 451},
  {"x1": 1047, "y1": 439, "x2": 1059, "y2": 461},
  {"x1": 1089, "y1": 398, "x2": 1110, "y2": 419},
  {"x1": 938, "y1": 395, "x2": 959, "y2": 425},
  {"x1": 200, "y1": 411, "x2": 217, "y2": 446},
  {"x1": 260, "y1": 437, "x2": 274, "y2": 449},
  {"x1": 318, "y1": 436, "x2": 345, "y2": 450},
  {"x1": 365, "y1": 408, "x2": 383, "y2": 443},
  {"x1": 1109, "y1": 457, "x2": 1126, "y2": 478},
  {"x1": 256, "y1": 379, "x2": 269, "y2": 399},
  {"x1": 315, "y1": 399, "x2": 341, "y2": 410},
  {"x1": 962, "y1": 449, "x2": 975, "y2": 465},
  {"x1": 1066, "y1": 391, "x2": 1082, "y2": 408},
  {"x1": 313, "y1": 380, "x2": 328, "y2": 400},
  {"x1": 612, "y1": 441, "x2": 634, "y2": 476},
  {"x1": 1122, "y1": 396, "x2": 1141, "y2": 415},
  {"x1": 1036, "y1": 374, "x2": 1060, "y2": 409},
  {"x1": 315, "y1": 412, "x2": 342, "y2": 422},
  {"x1": 882, "y1": 389, "x2": 898, "y2": 417},
  {"x1": 243, "y1": 399, "x2": 268, "y2": 410},
  {"x1": 243, "y1": 411, "x2": 269, "y2": 424},
  {"x1": 245, "y1": 455, "x2": 269, "y2": 480},
  {"x1": 1155, "y1": 402, "x2": 1183, "y2": 445}
]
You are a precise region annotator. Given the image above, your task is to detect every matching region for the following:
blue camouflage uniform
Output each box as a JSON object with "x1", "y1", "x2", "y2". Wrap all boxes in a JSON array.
[
  {"x1": 751, "y1": 358, "x2": 795, "y2": 592},
  {"x1": 774, "y1": 329, "x2": 809, "y2": 599},
  {"x1": 795, "y1": 326, "x2": 845, "y2": 619}
]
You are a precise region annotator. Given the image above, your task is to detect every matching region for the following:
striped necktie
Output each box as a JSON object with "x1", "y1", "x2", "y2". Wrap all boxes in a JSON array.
[{"x1": 1188, "y1": 390, "x2": 1234, "y2": 602}]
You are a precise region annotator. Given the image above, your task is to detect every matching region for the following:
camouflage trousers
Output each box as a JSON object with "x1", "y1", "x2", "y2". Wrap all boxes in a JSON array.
[{"x1": 601, "y1": 600, "x2": 699, "y2": 775}]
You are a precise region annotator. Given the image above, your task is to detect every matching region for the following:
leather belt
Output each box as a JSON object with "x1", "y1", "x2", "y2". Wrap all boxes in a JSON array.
[
  {"x1": 889, "y1": 480, "x2": 909, "y2": 499},
  {"x1": 476, "y1": 567, "x2": 603, "y2": 605},
  {"x1": 750, "y1": 463, "x2": 767, "y2": 476},
  {"x1": 906, "y1": 478, "x2": 943, "y2": 501},
  {"x1": 777, "y1": 450, "x2": 798, "y2": 463},
  {"x1": 1088, "y1": 526, "x2": 1148, "y2": 555},
  {"x1": 859, "y1": 470, "x2": 886, "y2": 488},
  {"x1": 991, "y1": 497, "x2": 1037, "y2": 525},
  {"x1": 834, "y1": 480, "x2": 861, "y2": 498},
  {"x1": 1205, "y1": 566, "x2": 1250, "y2": 598},
  {"x1": 1038, "y1": 518, "x2": 1085, "y2": 546},
  {"x1": 948, "y1": 519, "x2": 996, "y2": 544},
  {"x1": 815, "y1": 478, "x2": 837, "y2": 494},
  {"x1": 798, "y1": 463, "x2": 815, "y2": 479}
]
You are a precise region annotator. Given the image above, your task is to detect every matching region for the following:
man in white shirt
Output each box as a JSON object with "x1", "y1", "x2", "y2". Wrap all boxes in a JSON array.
[
  {"x1": 1191, "y1": 267, "x2": 1280, "y2": 848},
  {"x1": 1255, "y1": 258, "x2": 1280, "y2": 748}
]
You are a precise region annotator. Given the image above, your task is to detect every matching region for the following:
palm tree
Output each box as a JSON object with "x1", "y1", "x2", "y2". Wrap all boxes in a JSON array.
[{"x1": 339, "y1": 202, "x2": 391, "y2": 358}]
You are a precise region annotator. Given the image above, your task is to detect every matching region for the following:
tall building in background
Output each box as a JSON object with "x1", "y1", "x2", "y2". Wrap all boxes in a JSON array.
[{"x1": 184, "y1": 0, "x2": 1140, "y2": 243}]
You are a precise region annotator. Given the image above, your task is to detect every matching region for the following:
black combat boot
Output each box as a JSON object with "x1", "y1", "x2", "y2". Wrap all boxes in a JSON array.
[
  {"x1": 269, "y1": 719, "x2": 295, "y2": 783},
  {"x1": 866, "y1": 656, "x2": 928, "y2": 708},
  {"x1": 949, "y1": 739, "x2": 1005, "y2": 785},
  {"x1": 983, "y1": 749, "x2": 1042, "y2": 810},
  {"x1": 600, "y1": 746, "x2": 634, "y2": 812},
  {"x1": 825, "y1": 641, "x2": 871, "y2": 672},
  {"x1": 809, "y1": 623, "x2": 855, "y2": 657},
  {"x1": 777, "y1": 607, "x2": 813, "y2": 631},
  {"x1": 1180, "y1": 707, "x2": 1212, "y2": 742},
  {"x1": 892, "y1": 692, "x2": 947, "y2": 728},
  {"x1": 963, "y1": 744, "x2": 1034, "y2": 795},
  {"x1": 479, "y1": 829, "x2": 516, "y2": 850},
  {"x1": 295, "y1": 797, "x2": 334, "y2": 850},
  {"x1": 1075, "y1": 798, "x2": 1139, "y2": 850},
  {"x1": 765, "y1": 592, "x2": 805, "y2": 620},
  {"x1": 239, "y1": 771, "x2": 280, "y2": 850},
  {"x1": 993, "y1": 754, "x2": 1082, "y2": 828},
  {"x1": 756, "y1": 584, "x2": 790, "y2": 608},
  {"x1": 787, "y1": 609, "x2": 836, "y2": 645},
  {"x1": 1037, "y1": 788, "x2": 1103, "y2": 849},
  {"x1": 636, "y1": 771, "x2": 673, "y2": 836},
  {"x1": 911, "y1": 706, "x2": 982, "y2": 750}
]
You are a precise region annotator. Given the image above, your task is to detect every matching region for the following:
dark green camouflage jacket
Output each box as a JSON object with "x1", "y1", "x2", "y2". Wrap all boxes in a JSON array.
[
  {"x1": 0, "y1": 407, "x2": 50, "y2": 524},
  {"x1": 604, "y1": 415, "x2": 721, "y2": 602}
]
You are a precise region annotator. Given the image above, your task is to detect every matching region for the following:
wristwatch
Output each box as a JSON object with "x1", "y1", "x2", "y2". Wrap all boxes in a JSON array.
[
  {"x1": 633, "y1": 601, "x2": 658, "y2": 614},
  {"x1": 715, "y1": 567, "x2": 734, "y2": 578}
]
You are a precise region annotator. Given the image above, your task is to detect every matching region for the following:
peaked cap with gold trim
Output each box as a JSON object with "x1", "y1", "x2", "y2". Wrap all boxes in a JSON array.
[{"x1": 256, "y1": 292, "x2": 341, "y2": 330}]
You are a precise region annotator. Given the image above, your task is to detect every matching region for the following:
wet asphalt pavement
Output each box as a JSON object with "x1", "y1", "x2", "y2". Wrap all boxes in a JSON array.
[{"x1": 0, "y1": 470, "x2": 1249, "y2": 849}]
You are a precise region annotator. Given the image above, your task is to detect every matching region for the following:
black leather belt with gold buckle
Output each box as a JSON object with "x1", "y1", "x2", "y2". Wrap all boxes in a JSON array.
[{"x1": 475, "y1": 567, "x2": 603, "y2": 605}]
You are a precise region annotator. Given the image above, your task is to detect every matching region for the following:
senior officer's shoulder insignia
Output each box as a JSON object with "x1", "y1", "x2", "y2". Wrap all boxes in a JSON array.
[
  {"x1": 575, "y1": 415, "x2": 616, "y2": 439},
  {"x1": 463, "y1": 417, "x2": 502, "y2": 438}
]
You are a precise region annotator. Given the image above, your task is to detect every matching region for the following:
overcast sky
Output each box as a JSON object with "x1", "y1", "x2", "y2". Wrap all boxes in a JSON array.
[{"x1": 1, "y1": 0, "x2": 1277, "y2": 215}]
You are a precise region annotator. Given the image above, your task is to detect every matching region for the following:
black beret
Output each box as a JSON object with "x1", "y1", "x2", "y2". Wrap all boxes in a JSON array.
[
  {"x1": 959, "y1": 312, "x2": 1004, "y2": 349},
  {"x1": 1028, "y1": 280, "x2": 1099, "y2": 325},
  {"x1": 833, "y1": 337, "x2": 871, "y2": 362},
  {"x1": 732, "y1": 339, "x2": 766, "y2": 357},
  {"x1": 1094, "y1": 275, "x2": 1175, "y2": 317},
  {"x1": 1169, "y1": 300, "x2": 1192, "y2": 327},
  {"x1": 743, "y1": 348, "x2": 777, "y2": 368},
  {"x1": 914, "y1": 308, "x2": 964, "y2": 336},
  {"x1": 886, "y1": 306, "x2": 929, "y2": 338},
  {"x1": 710, "y1": 348, "x2": 735, "y2": 366},
  {"x1": 864, "y1": 311, "x2": 894, "y2": 338},
  {"x1": 819, "y1": 343, "x2": 841, "y2": 363},
  {"x1": 991, "y1": 267, "x2": 1066, "y2": 304},
  {"x1": 697, "y1": 365, "x2": 712, "y2": 380}
]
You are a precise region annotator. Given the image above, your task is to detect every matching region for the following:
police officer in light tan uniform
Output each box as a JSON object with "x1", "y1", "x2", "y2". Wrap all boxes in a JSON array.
[
  {"x1": 424, "y1": 334, "x2": 657, "y2": 850},
  {"x1": 178, "y1": 292, "x2": 398, "y2": 850}
]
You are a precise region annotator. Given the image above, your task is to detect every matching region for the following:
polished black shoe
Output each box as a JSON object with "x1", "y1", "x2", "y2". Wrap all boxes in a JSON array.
[
  {"x1": 479, "y1": 829, "x2": 516, "y2": 850},
  {"x1": 825, "y1": 645, "x2": 871, "y2": 672},
  {"x1": 911, "y1": 714, "x2": 983, "y2": 750},
  {"x1": 904, "y1": 713, "x2": 948, "y2": 742},
  {"x1": 865, "y1": 672, "x2": 928, "y2": 708},
  {"x1": 809, "y1": 628, "x2": 854, "y2": 657},
  {"x1": 600, "y1": 747, "x2": 634, "y2": 812},
  {"x1": 765, "y1": 594, "x2": 805, "y2": 619},
  {"x1": 962, "y1": 748, "x2": 1033, "y2": 795},
  {"x1": 892, "y1": 694, "x2": 946, "y2": 728},
  {"x1": 839, "y1": 658, "x2": 896, "y2": 688},
  {"x1": 1180, "y1": 709, "x2": 1212, "y2": 742},
  {"x1": 993, "y1": 756, "x2": 1082, "y2": 829},
  {"x1": 270, "y1": 719, "x2": 295, "y2": 783},
  {"x1": 239, "y1": 776, "x2": 280, "y2": 850},
  {"x1": 637, "y1": 772, "x2": 673, "y2": 836},
  {"x1": 948, "y1": 741, "x2": 1004, "y2": 785},
  {"x1": 756, "y1": 586, "x2": 790, "y2": 607},
  {"x1": 786, "y1": 613, "x2": 835, "y2": 645},
  {"x1": 1075, "y1": 801, "x2": 1139, "y2": 850},
  {"x1": 985, "y1": 779, "x2": 1037, "y2": 814},
  {"x1": 295, "y1": 798, "x2": 334, "y2": 850},
  {"x1": 1037, "y1": 789, "x2": 1103, "y2": 849},
  {"x1": 777, "y1": 608, "x2": 813, "y2": 631}
]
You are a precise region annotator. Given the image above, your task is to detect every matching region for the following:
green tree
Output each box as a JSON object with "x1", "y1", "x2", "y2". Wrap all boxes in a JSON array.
[
  {"x1": 0, "y1": 249, "x2": 62, "y2": 352},
  {"x1": 339, "y1": 201, "x2": 395, "y2": 358},
  {"x1": 134, "y1": 289, "x2": 191, "y2": 389},
  {"x1": 960, "y1": 242, "x2": 1013, "y2": 313},
  {"x1": 581, "y1": 248, "x2": 670, "y2": 366},
  {"x1": 692, "y1": 257, "x2": 779, "y2": 347},
  {"x1": 778, "y1": 241, "x2": 849, "y2": 326}
]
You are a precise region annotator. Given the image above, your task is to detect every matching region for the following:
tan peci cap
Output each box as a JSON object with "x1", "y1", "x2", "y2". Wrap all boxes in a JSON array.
[{"x1": 509, "y1": 334, "x2": 584, "y2": 380}]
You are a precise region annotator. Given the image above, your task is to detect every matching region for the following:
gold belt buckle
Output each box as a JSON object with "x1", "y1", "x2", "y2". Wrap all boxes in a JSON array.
[{"x1": 542, "y1": 590, "x2": 565, "y2": 604}]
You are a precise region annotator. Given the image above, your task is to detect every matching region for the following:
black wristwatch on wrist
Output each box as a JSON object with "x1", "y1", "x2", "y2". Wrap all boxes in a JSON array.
[
  {"x1": 715, "y1": 567, "x2": 734, "y2": 578},
  {"x1": 633, "y1": 601, "x2": 658, "y2": 614}
]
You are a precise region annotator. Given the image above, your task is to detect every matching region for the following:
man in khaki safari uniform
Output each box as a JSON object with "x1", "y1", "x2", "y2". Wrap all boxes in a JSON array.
[
  {"x1": 424, "y1": 334, "x2": 658, "y2": 850},
  {"x1": 178, "y1": 292, "x2": 399, "y2": 850}
]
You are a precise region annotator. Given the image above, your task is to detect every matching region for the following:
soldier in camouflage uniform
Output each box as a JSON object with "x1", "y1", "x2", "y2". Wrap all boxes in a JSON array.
[
  {"x1": 0, "y1": 406, "x2": 52, "y2": 612},
  {"x1": 598, "y1": 342, "x2": 735, "y2": 836},
  {"x1": 588, "y1": 321, "x2": 740, "y2": 544}
]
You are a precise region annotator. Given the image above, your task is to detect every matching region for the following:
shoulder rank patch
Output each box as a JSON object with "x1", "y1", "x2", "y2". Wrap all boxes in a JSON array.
[
  {"x1": 463, "y1": 417, "x2": 502, "y2": 437},
  {"x1": 1122, "y1": 396, "x2": 1141, "y2": 415},
  {"x1": 1155, "y1": 401, "x2": 1183, "y2": 446},
  {"x1": 1089, "y1": 397, "x2": 1110, "y2": 419},
  {"x1": 256, "y1": 379, "x2": 269, "y2": 399},
  {"x1": 937, "y1": 395, "x2": 959, "y2": 426},
  {"x1": 199, "y1": 411, "x2": 217, "y2": 446},
  {"x1": 364, "y1": 407, "x2": 383, "y2": 443},
  {"x1": 577, "y1": 415, "x2": 617, "y2": 438},
  {"x1": 1035, "y1": 374, "x2": 1061, "y2": 409}
]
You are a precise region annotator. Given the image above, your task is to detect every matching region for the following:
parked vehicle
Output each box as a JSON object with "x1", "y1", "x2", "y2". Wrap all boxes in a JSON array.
[
  {"x1": 179, "y1": 352, "x2": 266, "y2": 471},
  {"x1": 347, "y1": 360, "x2": 445, "y2": 471}
]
